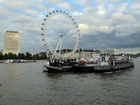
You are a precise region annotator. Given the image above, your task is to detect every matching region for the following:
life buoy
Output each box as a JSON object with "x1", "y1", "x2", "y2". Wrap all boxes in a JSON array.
[
  {"x1": 102, "y1": 57, "x2": 105, "y2": 61},
  {"x1": 58, "y1": 64, "x2": 61, "y2": 67}
]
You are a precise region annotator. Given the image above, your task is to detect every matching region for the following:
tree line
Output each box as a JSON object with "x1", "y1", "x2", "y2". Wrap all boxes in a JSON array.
[{"x1": 0, "y1": 52, "x2": 48, "y2": 60}]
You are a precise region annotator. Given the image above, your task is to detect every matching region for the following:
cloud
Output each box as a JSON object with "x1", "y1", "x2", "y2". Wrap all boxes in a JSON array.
[
  {"x1": 79, "y1": 24, "x2": 89, "y2": 35},
  {"x1": 75, "y1": 0, "x2": 91, "y2": 6},
  {"x1": 83, "y1": 6, "x2": 106, "y2": 18},
  {"x1": 111, "y1": 12, "x2": 134, "y2": 23},
  {"x1": 71, "y1": 12, "x2": 83, "y2": 17},
  {"x1": 92, "y1": 26, "x2": 114, "y2": 33},
  {"x1": 130, "y1": 2, "x2": 140, "y2": 9},
  {"x1": 116, "y1": 3, "x2": 128, "y2": 12},
  {"x1": 1, "y1": 0, "x2": 25, "y2": 9},
  {"x1": 26, "y1": 27, "x2": 41, "y2": 33},
  {"x1": 114, "y1": 22, "x2": 140, "y2": 37},
  {"x1": 25, "y1": 10, "x2": 41, "y2": 17},
  {"x1": 44, "y1": 0, "x2": 66, "y2": 5},
  {"x1": 12, "y1": 15, "x2": 34, "y2": 23},
  {"x1": 0, "y1": 0, "x2": 140, "y2": 53},
  {"x1": 58, "y1": 2, "x2": 71, "y2": 10}
]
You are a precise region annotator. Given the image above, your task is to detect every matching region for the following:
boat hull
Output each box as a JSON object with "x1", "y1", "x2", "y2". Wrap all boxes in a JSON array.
[
  {"x1": 72, "y1": 64, "x2": 134, "y2": 72},
  {"x1": 93, "y1": 65, "x2": 134, "y2": 72},
  {"x1": 46, "y1": 65, "x2": 72, "y2": 73}
]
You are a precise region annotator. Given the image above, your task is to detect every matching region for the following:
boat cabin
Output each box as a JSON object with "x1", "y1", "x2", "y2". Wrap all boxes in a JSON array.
[
  {"x1": 100, "y1": 53, "x2": 111, "y2": 61},
  {"x1": 49, "y1": 58, "x2": 78, "y2": 67}
]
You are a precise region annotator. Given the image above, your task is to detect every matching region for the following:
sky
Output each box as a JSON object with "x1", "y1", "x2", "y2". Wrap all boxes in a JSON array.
[{"x1": 0, "y1": 0, "x2": 140, "y2": 54}]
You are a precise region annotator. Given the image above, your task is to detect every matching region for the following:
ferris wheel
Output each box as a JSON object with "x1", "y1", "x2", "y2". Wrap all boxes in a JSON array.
[{"x1": 41, "y1": 10, "x2": 80, "y2": 58}]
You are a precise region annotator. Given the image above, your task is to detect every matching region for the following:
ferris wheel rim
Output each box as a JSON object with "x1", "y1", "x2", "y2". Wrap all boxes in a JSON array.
[{"x1": 41, "y1": 10, "x2": 80, "y2": 57}]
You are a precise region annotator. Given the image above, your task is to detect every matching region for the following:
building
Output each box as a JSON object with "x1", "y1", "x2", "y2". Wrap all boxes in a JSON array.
[
  {"x1": 104, "y1": 49, "x2": 119, "y2": 55},
  {"x1": 45, "y1": 49, "x2": 101, "y2": 60},
  {"x1": 3, "y1": 31, "x2": 20, "y2": 55}
]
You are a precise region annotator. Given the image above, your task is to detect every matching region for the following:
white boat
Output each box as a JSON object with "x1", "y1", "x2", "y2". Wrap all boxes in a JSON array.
[
  {"x1": 5, "y1": 59, "x2": 13, "y2": 63},
  {"x1": 44, "y1": 58, "x2": 78, "y2": 73},
  {"x1": 94, "y1": 53, "x2": 134, "y2": 72}
]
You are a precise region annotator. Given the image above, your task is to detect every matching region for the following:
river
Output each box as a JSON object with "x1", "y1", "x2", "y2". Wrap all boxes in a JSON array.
[{"x1": 0, "y1": 59, "x2": 140, "y2": 105}]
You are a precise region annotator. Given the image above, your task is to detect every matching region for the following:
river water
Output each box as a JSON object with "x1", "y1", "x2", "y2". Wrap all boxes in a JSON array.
[{"x1": 0, "y1": 59, "x2": 140, "y2": 105}]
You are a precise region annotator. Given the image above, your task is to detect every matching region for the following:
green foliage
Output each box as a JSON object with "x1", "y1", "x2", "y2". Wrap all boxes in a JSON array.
[
  {"x1": 8, "y1": 52, "x2": 14, "y2": 59},
  {"x1": 3, "y1": 53, "x2": 8, "y2": 60},
  {"x1": 26, "y1": 52, "x2": 32, "y2": 60},
  {"x1": 35, "y1": 53, "x2": 39, "y2": 60},
  {"x1": 13, "y1": 54, "x2": 17, "y2": 59},
  {"x1": 0, "y1": 52, "x2": 48, "y2": 60},
  {"x1": 0, "y1": 52, "x2": 3, "y2": 60},
  {"x1": 95, "y1": 49, "x2": 101, "y2": 53},
  {"x1": 40, "y1": 53, "x2": 47, "y2": 59},
  {"x1": 32, "y1": 55, "x2": 37, "y2": 60},
  {"x1": 18, "y1": 53, "x2": 25, "y2": 59}
]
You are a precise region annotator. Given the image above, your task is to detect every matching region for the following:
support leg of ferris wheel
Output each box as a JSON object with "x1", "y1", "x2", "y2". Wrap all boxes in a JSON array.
[
  {"x1": 52, "y1": 34, "x2": 65, "y2": 58},
  {"x1": 59, "y1": 34, "x2": 64, "y2": 54}
]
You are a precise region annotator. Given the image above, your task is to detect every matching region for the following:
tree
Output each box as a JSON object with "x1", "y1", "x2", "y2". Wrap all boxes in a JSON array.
[
  {"x1": 18, "y1": 53, "x2": 25, "y2": 59},
  {"x1": 32, "y1": 55, "x2": 37, "y2": 60},
  {"x1": 95, "y1": 49, "x2": 101, "y2": 53},
  {"x1": 35, "y1": 53, "x2": 39, "y2": 60},
  {"x1": 3, "y1": 53, "x2": 8, "y2": 60},
  {"x1": 13, "y1": 54, "x2": 17, "y2": 59},
  {"x1": 26, "y1": 52, "x2": 32, "y2": 60},
  {"x1": 8, "y1": 52, "x2": 14, "y2": 59},
  {"x1": 0, "y1": 52, "x2": 3, "y2": 60},
  {"x1": 18, "y1": 53, "x2": 22, "y2": 59},
  {"x1": 40, "y1": 53, "x2": 47, "y2": 59}
]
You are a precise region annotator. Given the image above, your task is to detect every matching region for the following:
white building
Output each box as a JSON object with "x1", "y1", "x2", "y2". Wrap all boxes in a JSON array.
[
  {"x1": 104, "y1": 49, "x2": 119, "y2": 55},
  {"x1": 3, "y1": 31, "x2": 20, "y2": 55}
]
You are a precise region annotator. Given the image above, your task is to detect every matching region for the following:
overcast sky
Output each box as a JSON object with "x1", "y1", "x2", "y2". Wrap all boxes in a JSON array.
[{"x1": 0, "y1": 0, "x2": 140, "y2": 53}]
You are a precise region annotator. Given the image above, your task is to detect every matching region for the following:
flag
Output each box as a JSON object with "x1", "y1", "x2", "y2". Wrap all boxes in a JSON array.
[{"x1": 82, "y1": 45, "x2": 84, "y2": 51}]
